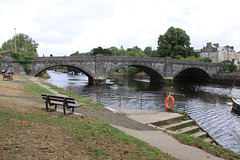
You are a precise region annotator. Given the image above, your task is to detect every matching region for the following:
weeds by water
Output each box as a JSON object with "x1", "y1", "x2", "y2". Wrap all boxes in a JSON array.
[{"x1": 173, "y1": 133, "x2": 240, "y2": 160}]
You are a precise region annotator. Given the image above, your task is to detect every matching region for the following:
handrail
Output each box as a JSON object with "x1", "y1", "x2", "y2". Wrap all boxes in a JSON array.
[{"x1": 95, "y1": 91, "x2": 185, "y2": 112}]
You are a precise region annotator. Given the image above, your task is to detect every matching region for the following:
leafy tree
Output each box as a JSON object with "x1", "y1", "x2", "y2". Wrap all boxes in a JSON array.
[
  {"x1": 157, "y1": 27, "x2": 194, "y2": 58},
  {"x1": 144, "y1": 46, "x2": 152, "y2": 56},
  {"x1": 223, "y1": 59, "x2": 238, "y2": 73},
  {"x1": 109, "y1": 46, "x2": 119, "y2": 56},
  {"x1": 119, "y1": 45, "x2": 126, "y2": 56},
  {"x1": 1, "y1": 33, "x2": 38, "y2": 62},
  {"x1": 127, "y1": 66, "x2": 141, "y2": 75},
  {"x1": 179, "y1": 56, "x2": 212, "y2": 62},
  {"x1": 70, "y1": 51, "x2": 91, "y2": 56},
  {"x1": 70, "y1": 51, "x2": 81, "y2": 56},
  {"x1": 151, "y1": 50, "x2": 157, "y2": 57},
  {"x1": 91, "y1": 47, "x2": 112, "y2": 56},
  {"x1": 125, "y1": 46, "x2": 146, "y2": 57},
  {"x1": 127, "y1": 46, "x2": 142, "y2": 53}
]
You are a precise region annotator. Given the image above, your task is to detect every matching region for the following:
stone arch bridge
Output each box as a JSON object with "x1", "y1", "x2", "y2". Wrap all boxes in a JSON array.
[{"x1": 1, "y1": 54, "x2": 222, "y2": 85}]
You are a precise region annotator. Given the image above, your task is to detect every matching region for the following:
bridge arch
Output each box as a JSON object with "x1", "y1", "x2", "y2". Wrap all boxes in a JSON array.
[
  {"x1": 173, "y1": 67, "x2": 211, "y2": 81},
  {"x1": 106, "y1": 64, "x2": 163, "y2": 83},
  {"x1": 33, "y1": 64, "x2": 95, "y2": 84}
]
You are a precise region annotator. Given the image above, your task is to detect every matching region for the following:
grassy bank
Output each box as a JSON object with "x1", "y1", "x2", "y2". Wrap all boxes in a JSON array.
[{"x1": 0, "y1": 75, "x2": 176, "y2": 159}]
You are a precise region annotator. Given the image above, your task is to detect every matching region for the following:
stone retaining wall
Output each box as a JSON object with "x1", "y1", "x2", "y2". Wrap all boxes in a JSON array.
[{"x1": 212, "y1": 74, "x2": 240, "y2": 85}]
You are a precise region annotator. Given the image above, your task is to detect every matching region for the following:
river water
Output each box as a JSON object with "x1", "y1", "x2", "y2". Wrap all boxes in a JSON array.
[{"x1": 46, "y1": 70, "x2": 240, "y2": 154}]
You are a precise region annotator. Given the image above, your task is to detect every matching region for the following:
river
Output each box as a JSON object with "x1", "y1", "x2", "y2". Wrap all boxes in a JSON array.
[{"x1": 46, "y1": 70, "x2": 240, "y2": 154}]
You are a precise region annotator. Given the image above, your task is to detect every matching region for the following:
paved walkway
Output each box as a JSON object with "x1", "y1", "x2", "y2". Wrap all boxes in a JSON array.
[
  {"x1": 29, "y1": 76, "x2": 223, "y2": 160},
  {"x1": 113, "y1": 125, "x2": 223, "y2": 160}
]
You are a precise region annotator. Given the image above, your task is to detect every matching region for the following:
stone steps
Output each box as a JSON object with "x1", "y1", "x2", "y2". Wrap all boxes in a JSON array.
[
  {"x1": 174, "y1": 125, "x2": 200, "y2": 134},
  {"x1": 151, "y1": 114, "x2": 185, "y2": 126},
  {"x1": 204, "y1": 138, "x2": 214, "y2": 143},
  {"x1": 163, "y1": 119, "x2": 195, "y2": 131},
  {"x1": 150, "y1": 113, "x2": 218, "y2": 145},
  {"x1": 191, "y1": 131, "x2": 207, "y2": 138}
]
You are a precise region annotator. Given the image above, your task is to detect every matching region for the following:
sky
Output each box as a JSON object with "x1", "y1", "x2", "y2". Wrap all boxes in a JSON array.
[{"x1": 1, "y1": 0, "x2": 240, "y2": 56}]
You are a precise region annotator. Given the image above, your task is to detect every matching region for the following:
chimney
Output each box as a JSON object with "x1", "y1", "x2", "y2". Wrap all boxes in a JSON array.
[
  {"x1": 230, "y1": 46, "x2": 234, "y2": 51},
  {"x1": 206, "y1": 42, "x2": 212, "y2": 47},
  {"x1": 213, "y1": 43, "x2": 219, "y2": 48}
]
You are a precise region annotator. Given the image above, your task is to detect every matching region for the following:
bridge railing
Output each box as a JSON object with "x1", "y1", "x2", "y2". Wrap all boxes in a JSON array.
[{"x1": 94, "y1": 91, "x2": 186, "y2": 112}]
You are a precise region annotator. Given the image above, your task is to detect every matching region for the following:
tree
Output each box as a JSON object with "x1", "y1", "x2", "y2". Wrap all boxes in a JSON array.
[
  {"x1": 125, "y1": 46, "x2": 146, "y2": 57},
  {"x1": 109, "y1": 46, "x2": 119, "y2": 56},
  {"x1": 119, "y1": 45, "x2": 126, "y2": 56},
  {"x1": 223, "y1": 59, "x2": 238, "y2": 73},
  {"x1": 157, "y1": 27, "x2": 194, "y2": 58},
  {"x1": 144, "y1": 46, "x2": 152, "y2": 56},
  {"x1": 1, "y1": 33, "x2": 38, "y2": 62},
  {"x1": 70, "y1": 51, "x2": 81, "y2": 56},
  {"x1": 91, "y1": 47, "x2": 112, "y2": 56}
]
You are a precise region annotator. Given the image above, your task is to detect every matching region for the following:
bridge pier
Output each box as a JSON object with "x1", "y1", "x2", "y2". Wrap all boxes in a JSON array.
[
  {"x1": 163, "y1": 77, "x2": 174, "y2": 84},
  {"x1": 93, "y1": 79, "x2": 106, "y2": 85}
]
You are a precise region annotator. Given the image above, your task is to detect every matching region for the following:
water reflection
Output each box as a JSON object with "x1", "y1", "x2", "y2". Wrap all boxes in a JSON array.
[{"x1": 46, "y1": 70, "x2": 240, "y2": 154}]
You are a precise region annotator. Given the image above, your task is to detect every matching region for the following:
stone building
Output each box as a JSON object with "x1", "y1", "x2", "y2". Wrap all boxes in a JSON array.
[{"x1": 199, "y1": 42, "x2": 240, "y2": 63}]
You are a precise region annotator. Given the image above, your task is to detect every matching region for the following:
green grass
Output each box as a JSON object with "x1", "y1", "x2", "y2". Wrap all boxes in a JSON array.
[
  {"x1": 173, "y1": 133, "x2": 240, "y2": 160},
  {"x1": 0, "y1": 107, "x2": 177, "y2": 159},
  {"x1": 25, "y1": 81, "x2": 54, "y2": 97}
]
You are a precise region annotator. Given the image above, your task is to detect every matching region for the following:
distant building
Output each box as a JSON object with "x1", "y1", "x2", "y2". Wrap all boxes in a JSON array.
[{"x1": 197, "y1": 42, "x2": 240, "y2": 63}]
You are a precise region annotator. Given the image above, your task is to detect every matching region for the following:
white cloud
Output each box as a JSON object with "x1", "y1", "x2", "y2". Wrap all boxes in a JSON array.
[{"x1": 1, "y1": 0, "x2": 240, "y2": 56}]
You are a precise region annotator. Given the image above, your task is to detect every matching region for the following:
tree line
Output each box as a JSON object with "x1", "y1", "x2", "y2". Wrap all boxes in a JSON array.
[
  {"x1": 0, "y1": 27, "x2": 211, "y2": 63},
  {"x1": 70, "y1": 45, "x2": 157, "y2": 57},
  {"x1": 70, "y1": 27, "x2": 211, "y2": 62}
]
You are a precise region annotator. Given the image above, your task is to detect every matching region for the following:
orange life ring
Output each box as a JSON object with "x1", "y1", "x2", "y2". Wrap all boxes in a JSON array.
[{"x1": 165, "y1": 96, "x2": 175, "y2": 109}]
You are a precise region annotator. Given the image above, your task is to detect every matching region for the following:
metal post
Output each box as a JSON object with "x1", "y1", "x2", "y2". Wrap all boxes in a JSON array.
[
  {"x1": 184, "y1": 95, "x2": 186, "y2": 113},
  {"x1": 14, "y1": 28, "x2": 17, "y2": 53},
  {"x1": 119, "y1": 96, "x2": 121, "y2": 107}
]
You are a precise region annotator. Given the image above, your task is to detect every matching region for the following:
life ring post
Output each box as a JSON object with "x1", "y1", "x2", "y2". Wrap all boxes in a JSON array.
[{"x1": 165, "y1": 93, "x2": 175, "y2": 110}]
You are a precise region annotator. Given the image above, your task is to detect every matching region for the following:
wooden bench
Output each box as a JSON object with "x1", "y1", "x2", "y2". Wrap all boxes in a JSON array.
[{"x1": 41, "y1": 94, "x2": 82, "y2": 115}]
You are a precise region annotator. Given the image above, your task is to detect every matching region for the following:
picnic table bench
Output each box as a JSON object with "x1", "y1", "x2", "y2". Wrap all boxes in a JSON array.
[{"x1": 41, "y1": 94, "x2": 82, "y2": 115}]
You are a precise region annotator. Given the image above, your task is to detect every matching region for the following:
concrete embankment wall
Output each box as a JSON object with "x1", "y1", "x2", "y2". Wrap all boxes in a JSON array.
[{"x1": 212, "y1": 74, "x2": 240, "y2": 86}]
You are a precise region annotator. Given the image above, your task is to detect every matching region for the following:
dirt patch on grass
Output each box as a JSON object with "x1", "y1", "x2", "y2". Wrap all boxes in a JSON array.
[
  {"x1": 0, "y1": 97, "x2": 42, "y2": 113},
  {"x1": 0, "y1": 114, "x2": 93, "y2": 159},
  {"x1": 0, "y1": 96, "x2": 102, "y2": 159},
  {"x1": 0, "y1": 75, "x2": 31, "y2": 97}
]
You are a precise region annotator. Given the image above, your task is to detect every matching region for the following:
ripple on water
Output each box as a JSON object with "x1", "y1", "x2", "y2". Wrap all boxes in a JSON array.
[{"x1": 186, "y1": 98, "x2": 240, "y2": 154}]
